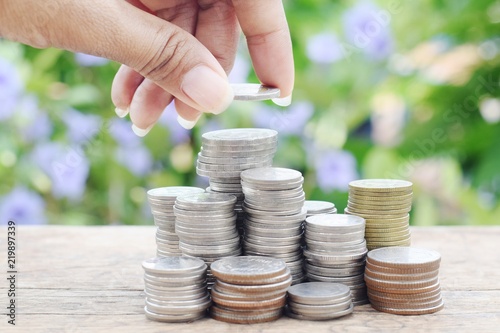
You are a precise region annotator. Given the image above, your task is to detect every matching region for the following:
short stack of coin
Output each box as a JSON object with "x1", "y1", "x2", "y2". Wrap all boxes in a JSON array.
[
  {"x1": 174, "y1": 193, "x2": 242, "y2": 288},
  {"x1": 365, "y1": 247, "x2": 444, "y2": 315},
  {"x1": 303, "y1": 214, "x2": 369, "y2": 305},
  {"x1": 209, "y1": 256, "x2": 292, "y2": 324},
  {"x1": 240, "y1": 167, "x2": 306, "y2": 284},
  {"x1": 286, "y1": 282, "x2": 354, "y2": 320},
  {"x1": 346, "y1": 179, "x2": 413, "y2": 251},
  {"x1": 142, "y1": 256, "x2": 211, "y2": 322},
  {"x1": 304, "y1": 200, "x2": 337, "y2": 217},
  {"x1": 146, "y1": 187, "x2": 205, "y2": 256},
  {"x1": 196, "y1": 128, "x2": 278, "y2": 235}
]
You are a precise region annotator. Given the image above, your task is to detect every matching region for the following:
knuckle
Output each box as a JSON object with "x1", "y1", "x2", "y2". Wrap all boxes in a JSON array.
[{"x1": 138, "y1": 27, "x2": 190, "y2": 84}]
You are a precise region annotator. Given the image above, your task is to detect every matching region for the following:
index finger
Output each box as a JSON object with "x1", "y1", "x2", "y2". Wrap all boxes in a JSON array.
[{"x1": 231, "y1": 0, "x2": 294, "y2": 104}]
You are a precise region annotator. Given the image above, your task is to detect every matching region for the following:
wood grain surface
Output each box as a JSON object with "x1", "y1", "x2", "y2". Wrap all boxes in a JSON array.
[{"x1": 1, "y1": 226, "x2": 499, "y2": 332}]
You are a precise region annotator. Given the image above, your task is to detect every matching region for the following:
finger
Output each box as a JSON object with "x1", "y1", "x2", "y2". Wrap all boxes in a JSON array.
[
  {"x1": 111, "y1": 65, "x2": 144, "y2": 118},
  {"x1": 231, "y1": 0, "x2": 294, "y2": 104},
  {"x1": 175, "y1": 100, "x2": 202, "y2": 129},
  {"x1": 129, "y1": 79, "x2": 173, "y2": 136},
  {"x1": 31, "y1": 0, "x2": 233, "y2": 115},
  {"x1": 128, "y1": 0, "x2": 198, "y2": 134},
  {"x1": 195, "y1": 0, "x2": 239, "y2": 73}
]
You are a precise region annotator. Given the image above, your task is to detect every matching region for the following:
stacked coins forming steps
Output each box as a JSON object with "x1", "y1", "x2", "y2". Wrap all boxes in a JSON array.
[
  {"x1": 241, "y1": 167, "x2": 306, "y2": 284},
  {"x1": 196, "y1": 129, "x2": 278, "y2": 235},
  {"x1": 141, "y1": 257, "x2": 211, "y2": 322},
  {"x1": 303, "y1": 214, "x2": 369, "y2": 305},
  {"x1": 146, "y1": 187, "x2": 205, "y2": 256},
  {"x1": 346, "y1": 179, "x2": 413, "y2": 250},
  {"x1": 173, "y1": 193, "x2": 241, "y2": 288},
  {"x1": 304, "y1": 200, "x2": 337, "y2": 217},
  {"x1": 365, "y1": 247, "x2": 444, "y2": 315},
  {"x1": 209, "y1": 256, "x2": 292, "y2": 324},
  {"x1": 286, "y1": 282, "x2": 354, "y2": 321}
]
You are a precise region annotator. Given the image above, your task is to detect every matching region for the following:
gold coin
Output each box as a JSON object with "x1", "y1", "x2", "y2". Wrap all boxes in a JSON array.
[
  {"x1": 365, "y1": 261, "x2": 440, "y2": 275},
  {"x1": 349, "y1": 179, "x2": 413, "y2": 192},
  {"x1": 346, "y1": 206, "x2": 411, "y2": 216},
  {"x1": 369, "y1": 297, "x2": 443, "y2": 310},
  {"x1": 370, "y1": 299, "x2": 444, "y2": 315},
  {"x1": 364, "y1": 214, "x2": 410, "y2": 223},
  {"x1": 367, "y1": 290, "x2": 442, "y2": 304},
  {"x1": 367, "y1": 286, "x2": 441, "y2": 300},
  {"x1": 347, "y1": 201, "x2": 412, "y2": 211},
  {"x1": 211, "y1": 293, "x2": 286, "y2": 309},
  {"x1": 348, "y1": 193, "x2": 413, "y2": 202},
  {"x1": 366, "y1": 234, "x2": 411, "y2": 243},
  {"x1": 365, "y1": 224, "x2": 410, "y2": 233},
  {"x1": 365, "y1": 229, "x2": 411, "y2": 239},
  {"x1": 344, "y1": 209, "x2": 407, "y2": 219}
]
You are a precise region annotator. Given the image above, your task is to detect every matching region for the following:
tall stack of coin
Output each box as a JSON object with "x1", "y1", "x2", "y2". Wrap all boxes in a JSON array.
[
  {"x1": 142, "y1": 257, "x2": 211, "y2": 322},
  {"x1": 304, "y1": 200, "x2": 337, "y2": 217},
  {"x1": 196, "y1": 129, "x2": 278, "y2": 235},
  {"x1": 146, "y1": 187, "x2": 205, "y2": 256},
  {"x1": 303, "y1": 214, "x2": 369, "y2": 305},
  {"x1": 286, "y1": 282, "x2": 354, "y2": 320},
  {"x1": 209, "y1": 256, "x2": 292, "y2": 324},
  {"x1": 365, "y1": 247, "x2": 444, "y2": 315},
  {"x1": 240, "y1": 167, "x2": 306, "y2": 284},
  {"x1": 173, "y1": 193, "x2": 241, "y2": 288},
  {"x1": 346, "y1": 179, "x2": 413, "y2": 250}
]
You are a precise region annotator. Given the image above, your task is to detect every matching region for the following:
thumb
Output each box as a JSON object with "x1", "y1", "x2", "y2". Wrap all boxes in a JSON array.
[{"x1": 25, "y1": 0, "x2": 234, "y2": 114}]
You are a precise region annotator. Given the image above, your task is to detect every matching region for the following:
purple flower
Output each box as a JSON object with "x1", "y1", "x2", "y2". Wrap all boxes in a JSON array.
[
  {"x1": 31, "y1": 142, "x2": 90, "y2": 201},
  {"x1": 158, "y1": 102, "x2": 191, "y2": 145},
  {"x1": 253, "y1": 101, "x2": 313, "y2": 136},
  {"x1": 343, "y1": 2, "x2": 393, "y2": 60},
  {"x1": 74, "y1": 53, "x2": 109, "y2": 67},
  {"x1": 109, "y1": 118, "x2": 141, "y2": 147},
  {"x1": 0, "y1": 57, "x2": 23, "y2": 121},
  {"x1": 115, "y1": 145, "x2": 153, "y2": 176},
  {"x1": 306, "y1": 33, "x2": 344, "y2": 64},
  {"x1": 16, "y1": 95, "x2": 53, "y2": 142},
  {"x1": 0, "y1": 187, "x2": 46, "y2": 225},
  {"x1": 62, "y1": 108, "x2": 101, "y2": 144},
  {"x1": 314, "y1": 150, "x2": 358, "y2": 192},
  {"x1": 228, "y1": 54, "x2": 251, "y2": 83}
]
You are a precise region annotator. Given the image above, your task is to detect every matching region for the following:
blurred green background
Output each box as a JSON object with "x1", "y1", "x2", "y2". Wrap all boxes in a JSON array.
[{"x1": 0, "y1": 0, "x2": 499, "y2": 226}]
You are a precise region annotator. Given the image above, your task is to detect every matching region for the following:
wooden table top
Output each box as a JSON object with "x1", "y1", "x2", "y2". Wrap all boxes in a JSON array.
[{"x1": 2, "y1": 226, "x2": 499, "y2": 332}]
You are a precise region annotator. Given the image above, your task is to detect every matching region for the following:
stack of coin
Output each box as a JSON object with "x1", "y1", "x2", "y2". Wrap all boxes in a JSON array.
[
  {"x1": 209, "y1": 256, "x2": 292, "y2": 324},
  {"x1": 286, "y1": 282, "x2": 354, "y2": 320},
  {"x1": 146, "y1": 187, "x2": 205, "y2": 256},
  {"x1": 365, "y1": 247, "x2": 444, "y2": 315},
  {"x1": 304, "y1": 200, "x2": 337, "y2": 217},
  {"x1": 346, "y1": 179, "x2": 413, "y2": 250},
  {"x1": 142, "y1": 256, "x2": 211, "y2": 322},
  {"x1": 174, "y1": 193, "x2": 242, "y2": 288},
  {"x1": 303, "y1": 214, "x2": 369, "y2": 305},
  {"x1": 240, "y1": 167, "x2": 306, "y2": 284},
  {"x1": 196, "y1": 128, "x2": 278, "y2": 235}
]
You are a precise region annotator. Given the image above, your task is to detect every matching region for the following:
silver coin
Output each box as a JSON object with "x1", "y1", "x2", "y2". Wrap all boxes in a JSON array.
[
  {"x1": 285, "y1": 304, "x2": 354, "y2": 321},
  {"x1": 142, "y1": 256, "x2": 206, "y2": 275},
  {"x1": 241, "y1": 167, "x2": 303, "y2": 185},
  {"x1": 201, "y1": 141, "x2": 277, "y2": 152},
  {"x1": 196, "y1": 160, "x2": 272, "y2": 171},
  {"x1": 144, "y1": 306, "x2": 206, "y2": 323},
  {"x1": 197, "y1": 152, "x2": 276, "y2": 165},
  {"x1": 243, "y1": 249, "x2": 303, "y2": 262},
  {"x1": 304, "y1": 231, "x2": 365, "y2": 243},
  {"x1": 146, "y1": 297, "x2": 211, "y2": 315},
  {"x1": 288, "y1": 299, "x2": 352, "y2": 315},
  {"x1": 202, "y1": 128, "x2": 277, "y2": 145},
  {"x1": 231, "y1": 83, "x2": 281, "y2": 101},
  {"x1": 304, "y1": 249, "x2": 367, "y2": 264},
  {"x1": 243, "y1": 203, "x2": 302, "y2": 216},
  {"x1": 243, "y1": 240, "x2": 301, "y2": 254},
  {"x1": 305, "y1": 214, "x2": 365, "y2": 232},
  {"x1": 287, "y1": 282, "x2": 351, "y2": 304},
  {"x1": 243, "y1": 186, "x2": 304, "y2": 199},
  {"x1": 200, "y1": 147, "x2": 277, "y2": 158},
  {"x1": 304, "y1": 200, "x2": 336, "y2": 214},
  {"x1": 196, "y1": 167, "x2": 244, "y2": 178},
  {"x1": 147, "y1": 186, "x2": 205, "y2": 199},
  {"x1": 175, "y1": 193, "x2": 236, "y2": 209}
]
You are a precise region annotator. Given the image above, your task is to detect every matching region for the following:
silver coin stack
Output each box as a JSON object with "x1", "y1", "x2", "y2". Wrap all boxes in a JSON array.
[
  {"x1": 173, "y1": 193, "x2": 242, "y2": 288},
  {"x1": 304, "y1": 200, "x2": 337, "y2": 217},
  {"x1": 209, "y1": 256, "x2": 292, "y2": 324},
  {"x1": 286, "y1": 282, "x2": 354, "y2": 321},
  {"x1": 146, "y1": 187, "x2": 205, "y2": 256},
  {"x1": 303, "y1": 214, "x2": 369, "y2": 305},
  {"x1": 142, "y1": 256, "x2": 211, "y2": 322},
  {"x1": 241, "y1": 167, "x2": 306, "y2": 285},
  {"x1": 196, "y1": 128, "x2": 278, "y2": 235}
]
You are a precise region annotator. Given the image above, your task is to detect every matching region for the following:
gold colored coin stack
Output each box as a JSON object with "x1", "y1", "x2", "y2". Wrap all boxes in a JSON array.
[
  {"x1": 345, "y1": 179, "x2": 413, "y2": 250},
  {"x1": 209, "y1": 256, "x2": 292, "y2": 324},
  {"x1": 365, "y1": 247, "x2": 444, "y2": 315}
]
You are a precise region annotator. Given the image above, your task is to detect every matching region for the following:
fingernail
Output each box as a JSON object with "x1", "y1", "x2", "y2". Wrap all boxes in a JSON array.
[
  {"x1": 115, "y1": 107, "x2": 129, "y2": 118},
  {"x1": 131, "y1": 123, "x2": 153, "y2": 137},
  {"x1": 272, "y1": 95, "x2": 292, "y2": 107},
  {"x1": 181, "y1": 65, "x2": 234, "y2": 115},
  {"x1": 177, "y1": 114, "x2": 201, "y2": 130}
]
